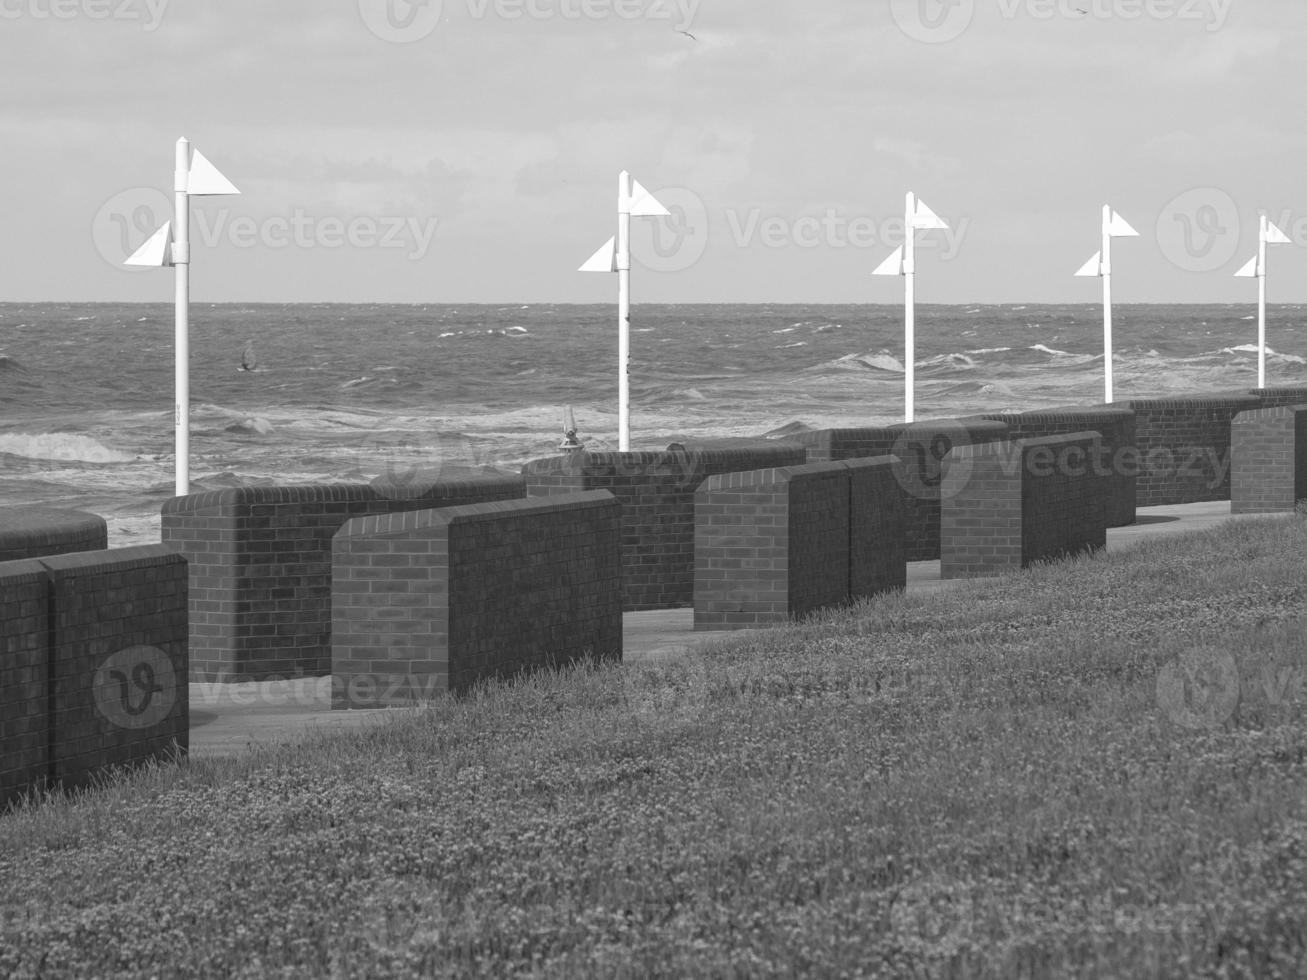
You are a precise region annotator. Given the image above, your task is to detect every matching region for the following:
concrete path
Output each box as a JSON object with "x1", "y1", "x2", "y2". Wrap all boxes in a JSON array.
[{"x1": 188, "y1": 500, "x2": 1275, "y2": 759}]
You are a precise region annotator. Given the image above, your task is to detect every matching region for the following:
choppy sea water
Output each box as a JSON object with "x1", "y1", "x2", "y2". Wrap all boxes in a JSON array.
[{"x1": 1, "y1": 302, "x2": 1304, "y2": 548}]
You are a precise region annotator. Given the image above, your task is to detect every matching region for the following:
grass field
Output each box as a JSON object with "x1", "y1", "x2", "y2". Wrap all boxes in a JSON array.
[{"x1": 3, "y1": 514, "x2": 1307, "y2": 978}]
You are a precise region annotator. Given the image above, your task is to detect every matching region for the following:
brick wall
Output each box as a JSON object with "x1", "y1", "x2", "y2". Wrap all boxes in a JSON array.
[
  {"x1": 1118, "y1": 394, "x2": 1261, "y2": 506},
  {"x1": 974, "y1": 408, "x2": 1136, "y2": 527},
  {"x1": 0, "y1": 545, "x2": 187, "y2": 808},
  {"x1": 0, "y1": 507, "x2": 106, "y2": 563},
  {"x1": 1231, "y1": 405, "x2": 1307, "y2": 514},
  {"x1": 844, "y1": 457, "x2": 907, "y2": 599},
  {"x1": 331, "y1": 491, "x2": 621, "y2": 707},
  {"x1": 693, "y1": 461, "x2": 852, "y2": 630},
  {"x1": 521, "y1": 443, "x2": 806, "y2": 611},
  {"x1": 941, "y1": 434, "x2": 1107, "y2": 579},
  {"x1": 0, "y1": 561, "x2": 49, "y2": 809},
  {"x1": 161, "y1": 477, "x2": 525, "y2": 681},
  {"x1": 789, "y1": 419, "x2": 1009, "y2": 561},
  {"x1": 1249, "y1": 387, "x2": 1307, "y2": 409}
]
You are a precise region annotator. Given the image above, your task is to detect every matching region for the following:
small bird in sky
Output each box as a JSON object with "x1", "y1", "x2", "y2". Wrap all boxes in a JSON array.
[{"x1": 676, "y1": 29, "x2": 697, "y2": 41}]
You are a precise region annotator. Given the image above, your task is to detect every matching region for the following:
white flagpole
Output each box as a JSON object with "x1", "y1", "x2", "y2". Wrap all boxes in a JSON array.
[
  {"x1": 1258, "y1": 214, "x2": 1269, "y2": 388},
  {"x1": 173, "y1": 137, "x2": 192, "y2": 496},
  {"x1": 903, "y1": 191, "x2": 917, "y2": 423},
  {"x1": 1076, "y1": 206, "x2": 1136, "y2": 405},
  {"x1": 616, "y1": 170, "x2": 633, "y2": 451},
  {"x1": 578, "y1": 172, "x2": 669, "y2": 452},
  {"x1": 1101, "y1": 204, "x2": 1113, "y2": 404}
]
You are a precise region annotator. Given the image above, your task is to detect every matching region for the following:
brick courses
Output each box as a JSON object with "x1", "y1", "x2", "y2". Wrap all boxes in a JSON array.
[
  {"x1": 941, "y1": 434, "x2": 1107, "y2": 578},
  {"x1": 694, "y1": 460, "x2": 884, "y2": 630},
  {"x1": 0, "y1": 507, "x2": 106, "y2": 563},
  {"x1": 161, "y1": 478, "x2": 524, "y2": 680},
  {"x1": 788, "y1": 419, "x2": 1010, "y2": 560},
  {"x1": 0, "y1": 545, "x2": 187, "y2": 808},
  {"x1": 331, "y1": 491, "x2": 621, "y2": 707},
  {"x1": 522, "y1": 444, "x2": 806, "y2": 611},
  {"x1": 973, "y1": 408, "x2": 1136, "y2": 527},
  {"x1": 1231, "y1": 405, "x2": 1307, "y2": 514},
  {"x1": 1118, "y1": 394, "x2": 1260, "y2": 506}
]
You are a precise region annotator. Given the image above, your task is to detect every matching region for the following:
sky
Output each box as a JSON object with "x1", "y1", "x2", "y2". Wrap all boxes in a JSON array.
[{"x1": 3, "y1": 0, "x2": 1307, "y2": 304}]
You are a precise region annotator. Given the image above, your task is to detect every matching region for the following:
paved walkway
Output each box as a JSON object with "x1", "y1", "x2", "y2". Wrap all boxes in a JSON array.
[{"x1": 189, "y1": 500, "x2": 1272, "y2": 758}]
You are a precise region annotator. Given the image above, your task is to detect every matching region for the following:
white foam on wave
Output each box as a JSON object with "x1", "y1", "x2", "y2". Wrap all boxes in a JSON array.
[
  {"x1": 820, "y1": 352, "x2": 905, "y2": 373},
  {"x1": 0, "y1": 433, "x2": 133, "y2": 463},
  {"x1": 967, "y1": 347, "x2": 1012, "y2": 355},
  {"x1": 1029, "y1": 343, "x2": 1072, "y2": 357}
]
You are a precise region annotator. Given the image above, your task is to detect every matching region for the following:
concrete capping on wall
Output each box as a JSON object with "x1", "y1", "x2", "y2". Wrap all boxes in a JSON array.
[
  {"x1": 694, "y1": 460, "x2": 853, "y2": 630},
  {"x1": 1249, "y1": 387, "x2": 1307, "y2": 410},
  {"x1": 973, "y1": 407, "x2": 1136, "y2": 528},
  {"x1": 1231, "y1": 404, "x2": 1307, "y2": 514},
  {"x1": 787, "y1": 419, "x2": 1010, "y2": 561},
  {"x1": 0, "y1": 507, "x2": 107, "y2": 564},
  {"x1": 941, "y1": 433, "x2": 1107, "y2": 579},
  {"x1": 0, "y1": 545, "x2": 187, "y2": 809},
  {"x1": 161, "y1": 477, "x2": 525, "y2": 681},
  {"x1": 521, "y1": 443, "x2": 806, "y2": 611},
  {"x1": 1116, "y1": 393, "x2": 1261, "y2": 506},
  {"x1": 331, "y1": 491, "x2": 621, "y2": 707},
  {"x1": 843, "y1": 457, "x2": 907, "y2": 599}
]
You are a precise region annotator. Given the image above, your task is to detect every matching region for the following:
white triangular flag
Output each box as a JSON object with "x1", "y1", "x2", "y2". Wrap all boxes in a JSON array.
[
  {"x1": 187, "y1": 149, "x2": 240, "y2": 196},
  {"x1": 912, "y1": 198, "x2": 948, "y2": 230},
  {"x1": 1234, "y1": 255, "x2": 1260, "y2": 278},
  {"x1": 872, "y1": 246, "x2": 904, "y2": 277},
  {"x1": 1265, "y1": 220, "x2": 1292, "y2": 246},
  {"x1": 123, "y1": 221, "x2": 174, "y2": 267},
  {"x1": 1074, "y1": 251, "x2": 1102, "y2": 277},
  {"x1": 579, "y1": 236, "x2": 617, "y2": 273},
  {"x1": 1107, "y1": 211, "x2": 1138, "y2": 237},
  {"x1": 628, "y1": 178, "x2": 670, "y2": 217}
]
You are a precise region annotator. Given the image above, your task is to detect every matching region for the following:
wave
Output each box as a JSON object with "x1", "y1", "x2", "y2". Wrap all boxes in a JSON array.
[
  {"x1": 814, "y1": 352, "x2": 905, "y2": 374},
  {"x1": 0, "y1": 433, "x2": 133, "y2": 463},
  {"x1": 0, "y1": 354, "x2": 26, "y2": 371}
]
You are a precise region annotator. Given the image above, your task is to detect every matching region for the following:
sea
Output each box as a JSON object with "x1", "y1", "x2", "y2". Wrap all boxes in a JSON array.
[{"x1": 2, "y1": 302, "x2": 1304, "y2": 549}]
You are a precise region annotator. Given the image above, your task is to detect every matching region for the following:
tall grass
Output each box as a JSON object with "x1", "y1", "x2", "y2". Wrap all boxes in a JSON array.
[{"x1": 3, "y1": 515, "x2": 1307, "y2": 978}]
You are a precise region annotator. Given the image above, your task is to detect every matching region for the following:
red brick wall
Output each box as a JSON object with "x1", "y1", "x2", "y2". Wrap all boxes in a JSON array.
[
  {"x1": 845, "y1": 457, "x2": 907, "y2": 599},
  {"x1": 1118, "y1": 394, "x2": 1260, "y2": 506},
  {"x1": 1231, "y1": 405, "x2": 1307, "y2": 514},
  {"x1": 331, "y1": 492, "x2": 621, "y2": 707},
  {"x1": 0, "y1": 561, "x2": 48, "y2": 809},
  {"x1": 974, "y1": 408, "x2": 1136, "y2": 527},
  {"x1": 0, "y1": 507, "x2": 106, "y2": 564},
  {"x1": 941, "y1": 434, "x2": 1107, "y2": 579},
  {"x1": 161, "y1": 478, "x2": 524, "y2": 680},
  {"x1": 522, "y1": 444, "x2": 806, "y2": 611},
  {"x1": 694, "y1": 461, "x2": 864, "y2": 630},
  {"x1": 0, "y1": 546, "x2": 187, "y2": 808},
  {"x1": 790, "y1": 420, "x2": 1010, "y2": 561}
]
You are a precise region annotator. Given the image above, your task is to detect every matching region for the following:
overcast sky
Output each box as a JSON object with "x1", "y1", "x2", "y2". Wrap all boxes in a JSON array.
[{"x1": 3, "y1": 0, "x2": 1305, "y2": 304}]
